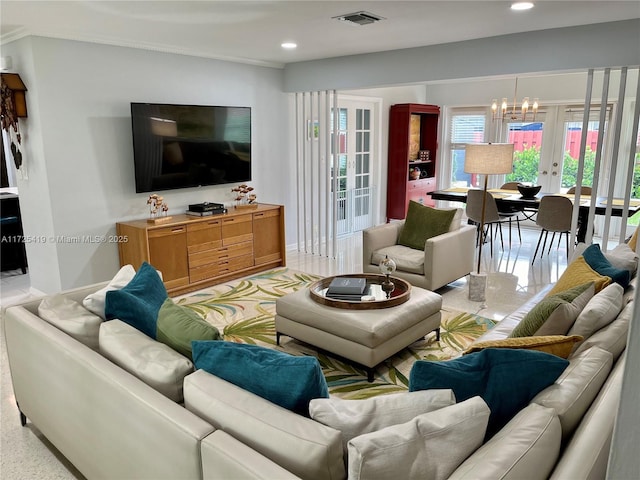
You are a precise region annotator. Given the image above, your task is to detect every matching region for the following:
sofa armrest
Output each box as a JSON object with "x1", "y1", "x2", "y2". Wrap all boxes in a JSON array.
[
  {"x1": 362, "y1": 221, "x2": 403, "y2": 267},
  {"x1": 423, "y1": 225, "x2": 476, "y2": 288},
  {"x1": 4, "y1": 306, "x2": 214, "y2": 480},
  {"x1": 202, "y1": 430, "x2": 301, "y2": 480}
]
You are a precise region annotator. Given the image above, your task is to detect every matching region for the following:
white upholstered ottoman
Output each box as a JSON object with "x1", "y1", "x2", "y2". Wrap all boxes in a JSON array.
[{"x1": 275, "y1": 285, "x2": 442, "y2": 381}]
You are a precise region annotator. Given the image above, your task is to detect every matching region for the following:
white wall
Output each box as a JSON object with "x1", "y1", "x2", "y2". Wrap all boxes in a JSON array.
[
  {"x1": 283, "y1": 19, "x2": 640, "y2": 92},
  {"x1": 7, "y1": 36, "x2": 289, "y2": 292}
]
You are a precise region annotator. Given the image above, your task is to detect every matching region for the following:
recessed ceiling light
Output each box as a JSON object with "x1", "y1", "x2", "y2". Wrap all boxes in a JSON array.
[
  {"x1": 281, "y1": 42, "x2": 297, "y2": 50},
  {"x1": 511, "y1": 2, "x2": 534, "y2": 10}
]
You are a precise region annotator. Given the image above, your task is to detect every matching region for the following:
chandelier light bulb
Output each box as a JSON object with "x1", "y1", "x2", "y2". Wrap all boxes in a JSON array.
[{"x1": 521, "y1": 97, "x2": 529, "y2": 119}]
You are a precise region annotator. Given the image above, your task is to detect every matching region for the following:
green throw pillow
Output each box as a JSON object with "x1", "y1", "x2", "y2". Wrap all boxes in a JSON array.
[
  {"x1": 510, "y1": 283, "x2": 593, "y2": 338},
  {"x1": 398, "y1": 201, "x2": 456, "y2": 250},
  {"x1": 156, "y1": 298, "x2": 221, "y2": 359}
]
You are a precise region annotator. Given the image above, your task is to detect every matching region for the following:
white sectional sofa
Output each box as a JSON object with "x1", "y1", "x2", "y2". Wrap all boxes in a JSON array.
[{"x1": 3, "y1": 261, "x2": 635, "y2": 479}]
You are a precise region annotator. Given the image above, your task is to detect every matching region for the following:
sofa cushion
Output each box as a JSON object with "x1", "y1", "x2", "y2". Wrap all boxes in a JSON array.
[
  {"x1": 105, "y1": 262, "x2": 168, "y2": 339},
  {"x1": 184, "y1": 370, "x2": 345, "y2": 480},
  {"x1": 465, "y1": 335, "x2": 584, "y2": 359},
  {"x1": 571, "y1": 302, "x2": 631, "y2": 361},
  {"x1": 582, "y1": 243, "x2": 630, "y2": 288},
  {"x1": 409, "y1": 348, "x2": 569, "y2": 439},
  {"x1": 509, "y1": 283, "x2": 593, "y2": 338},
  {"x1": 191, "y1": 341, "x2": 328, "y2": 417},
  {"x1": 448, "y1": 404, "x2": 561, "y2": 480},
  {"x1": 602, "y1": 243, "x2": 637, "y2": 276},
  {"x1": 573, "y1": 242, "x2": 638, "y2": 276},
  {"x1": 309, "y1": 389, "x2": 456, "y2": 456},
  {"x1": 531, "y1": 346, "x2": 613, "y2": 440},
  {"x1": 98, "y1": 319, "x2": 194, "y2": 402},
  {"x1": 371, "y1": 244, "x2": 424, "y2": 274},
  {"x1": 568, "y1": 283, "x2": 624, "y2": 343},
  {"x1": 546, "y1": 256, "x2": 611, "y2": 297},
  {"x1": 82, "y1": 264, "x2": 136, "y2": 319},
  {"x1": 398, "y1": 201, "x2": 456, "y2": 250},
  {"x1": 38, "y1": 294, "x2": 102, "y2": 350},
  {"x1": 156, "y1": 298, "x2": 221, "y2": 360},
  {"x1": 347, "y1": 397, "x2": 490, "y2": 480}
]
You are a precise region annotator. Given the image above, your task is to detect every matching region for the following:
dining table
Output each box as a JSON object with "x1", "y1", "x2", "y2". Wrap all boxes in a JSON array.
[{"x1": 430, "y1": 187, "x2": 640, "y2": 244}]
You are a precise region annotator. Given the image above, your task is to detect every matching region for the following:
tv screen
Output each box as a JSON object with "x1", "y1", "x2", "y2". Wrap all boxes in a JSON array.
[{"x1": 130, "y1": 103, "x2": 251, "y2": 193}]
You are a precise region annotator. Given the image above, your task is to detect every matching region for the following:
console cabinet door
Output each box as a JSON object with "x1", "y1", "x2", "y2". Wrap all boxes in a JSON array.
[
  {"x1": 253, "y1": 208, "x2": 284, "y2": 266},
  {"x1": 148, "y1": 225, "x2": 189, "y2": 290}
]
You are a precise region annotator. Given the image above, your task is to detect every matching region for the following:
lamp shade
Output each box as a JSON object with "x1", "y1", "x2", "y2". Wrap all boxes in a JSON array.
[{"x1": 464, "y1": 143, "x2": 514, "y2": 175}]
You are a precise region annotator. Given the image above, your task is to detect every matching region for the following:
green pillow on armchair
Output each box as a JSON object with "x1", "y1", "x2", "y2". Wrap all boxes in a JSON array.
[{"x1": 398, "y1": 201, "x2": 456, "y2": 250}]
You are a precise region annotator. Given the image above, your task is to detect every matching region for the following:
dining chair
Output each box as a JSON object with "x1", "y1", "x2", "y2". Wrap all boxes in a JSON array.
[
  {"x1": 567, "y1": 186, "x2": 592, "y2": 195},
  {"x1": 497, "y1": 182, "x2": 523, "y2": 242},
  {"x1": 567, "y1": 186, "x2": 593, "y2": 239},
  {"x1": 500, "y1": 181, "x2": 521, "y2": 190},
  {"x1": 466, "y1": 189, "x2": 511, "y2": 253},
  {"x1": 531, "y1": 195, "x2": 573, "y2": 263}
]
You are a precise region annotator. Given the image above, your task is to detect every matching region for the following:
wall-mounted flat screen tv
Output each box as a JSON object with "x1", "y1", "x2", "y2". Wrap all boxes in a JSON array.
[{"x1": 130, "y1": 103, "x2": 251, "y2": 193}]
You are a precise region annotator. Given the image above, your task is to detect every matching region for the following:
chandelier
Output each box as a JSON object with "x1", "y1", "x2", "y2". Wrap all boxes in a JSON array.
[{"x1": 491, "y1": 78, "x2": 539, "y2": 122}]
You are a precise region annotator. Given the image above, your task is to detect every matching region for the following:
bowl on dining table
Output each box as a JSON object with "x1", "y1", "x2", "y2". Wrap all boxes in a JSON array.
[{"x1": 517, "y1": 184, "x2": 542, "y2": 199}]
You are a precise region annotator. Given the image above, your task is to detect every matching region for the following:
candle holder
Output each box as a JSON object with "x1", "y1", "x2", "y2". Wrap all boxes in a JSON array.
[{"x1": 379, "y1": 255, "x2": 397, "y2": 298}]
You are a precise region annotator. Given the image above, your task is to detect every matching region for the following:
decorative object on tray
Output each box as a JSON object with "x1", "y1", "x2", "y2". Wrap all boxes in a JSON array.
[
  {"x1": 325, "y1": 276, "x2": 368, "y2": 301},
  {"x1": 146, "y1": 193, "x2": 172, "y2": 224},
  {"x1": 418, "y1": 149, "x2": 430, "y2": 161},
  {"x1": 232, "y1": 184, "x2": 258, "y2": 209},
  {"x1": 517, "y1": 183, "x2": 542, "y2": 199},
  {"x1": 379, "y1": 255, "x2": 397, "y2": 298}
]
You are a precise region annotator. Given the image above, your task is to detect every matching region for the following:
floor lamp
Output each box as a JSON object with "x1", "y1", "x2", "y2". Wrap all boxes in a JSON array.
[{"x1": 464, "y1": 143, "x2": 515, "y2": 302}]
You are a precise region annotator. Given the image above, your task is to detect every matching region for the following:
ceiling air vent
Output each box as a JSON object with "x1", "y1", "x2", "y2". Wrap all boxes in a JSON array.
[{"x1": 333, "y1": 11, "x2": 385, "y2": 26}]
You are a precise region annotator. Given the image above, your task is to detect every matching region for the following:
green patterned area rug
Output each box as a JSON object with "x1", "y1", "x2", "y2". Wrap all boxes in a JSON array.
[{"x1": 174, "y1": 268, "x2": 496, "y2": 399}]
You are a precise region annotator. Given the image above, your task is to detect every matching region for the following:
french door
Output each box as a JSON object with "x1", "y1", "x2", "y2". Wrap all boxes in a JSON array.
[
  {"x1": 332, "y1": 99, "x2": 377, "y2": 235},
  {"x1": 503, "y1": 105, "x2": 610, "y2": 194}
]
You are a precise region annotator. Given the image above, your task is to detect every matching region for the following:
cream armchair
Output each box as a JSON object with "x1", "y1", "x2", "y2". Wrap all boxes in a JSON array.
[{"x1": 362, "y1": 208, "x2": 476, "y2": 291}]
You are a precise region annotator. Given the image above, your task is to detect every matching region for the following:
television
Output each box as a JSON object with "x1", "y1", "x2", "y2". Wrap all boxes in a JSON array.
[{"x1": 130, "y1": 103, "x2": 251, "y2": 193}]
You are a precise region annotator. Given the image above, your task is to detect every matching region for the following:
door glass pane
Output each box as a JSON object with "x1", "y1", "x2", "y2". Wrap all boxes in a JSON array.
[
  {"x1": 331, "y1": 108, "x2": 348, "y2": 155},
  {"x1": 505, "y1": 121, "x2": 542, "y2": 185},
  {"x1": 560, "y1": 120, "x2": 599, "y2": 190}
]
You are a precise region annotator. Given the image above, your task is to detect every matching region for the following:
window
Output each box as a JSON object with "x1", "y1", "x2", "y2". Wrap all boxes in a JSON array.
[{"x1": 447, "y1": 111, "x2": 487, "y2": 187}]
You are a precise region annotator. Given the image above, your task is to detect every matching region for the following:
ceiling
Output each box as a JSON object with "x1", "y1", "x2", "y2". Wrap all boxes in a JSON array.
[{"x1": 1, "y1": 1, "x2": 639, "y2": 68}]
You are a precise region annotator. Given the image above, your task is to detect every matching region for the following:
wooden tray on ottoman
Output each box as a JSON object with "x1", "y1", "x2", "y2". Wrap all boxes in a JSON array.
[{"x1": 309, "y1": 273, "x2": 411, "y2": 310}]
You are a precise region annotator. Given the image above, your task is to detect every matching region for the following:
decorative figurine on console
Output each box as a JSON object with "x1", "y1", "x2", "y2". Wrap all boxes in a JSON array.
[
  {"x1": 379, "y1": 255, "x2": 397, "y2": 298},
  {"x1": 146, "y1": 193, "x2": 172, "y2": 224},
  {"x1": 232, "y1": 184, "x2": 258, "y2": 209}
]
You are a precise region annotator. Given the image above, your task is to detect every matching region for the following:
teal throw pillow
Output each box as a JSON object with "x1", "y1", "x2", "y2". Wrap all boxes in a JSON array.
[
  {"x1": 192, "y1": 341, "x2": 329, "y2": 417},
  {"x1": 105, "y1": 261, "x2": 168, "y2": 338},
  {"x1": 156, "y1": 298, "x2": 221, "y2": 359},
  {"x1": 398, "y1": 201, "x2": 456, "y2": 250},
  {"x1": 409, "y1": 348, "x2": 568, "y2": 439},
  {"x1": 509, "y1": 282, "x2": 593, "y2": 338},
  {"x1": 582, "y1": 243, "x2": 630, "y2": 288}
]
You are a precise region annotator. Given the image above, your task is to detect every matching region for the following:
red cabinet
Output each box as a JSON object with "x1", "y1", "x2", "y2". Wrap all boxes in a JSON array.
[{"x1": 386, "y1": 103, "x2": 440, "y2": 221}]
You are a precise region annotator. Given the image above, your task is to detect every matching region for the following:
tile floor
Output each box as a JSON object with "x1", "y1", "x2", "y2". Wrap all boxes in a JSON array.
[{"x1": 0, "y1": 224, "x2": 580, "y2": 479}]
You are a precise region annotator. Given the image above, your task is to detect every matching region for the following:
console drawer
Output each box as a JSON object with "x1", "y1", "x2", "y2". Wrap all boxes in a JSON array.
[
  {"x1": 189, "y1": 255, "x2": 254, "y2": 283},
  {"x1": 188, "y1": 241, "x2": 254, "y2": 268}
]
